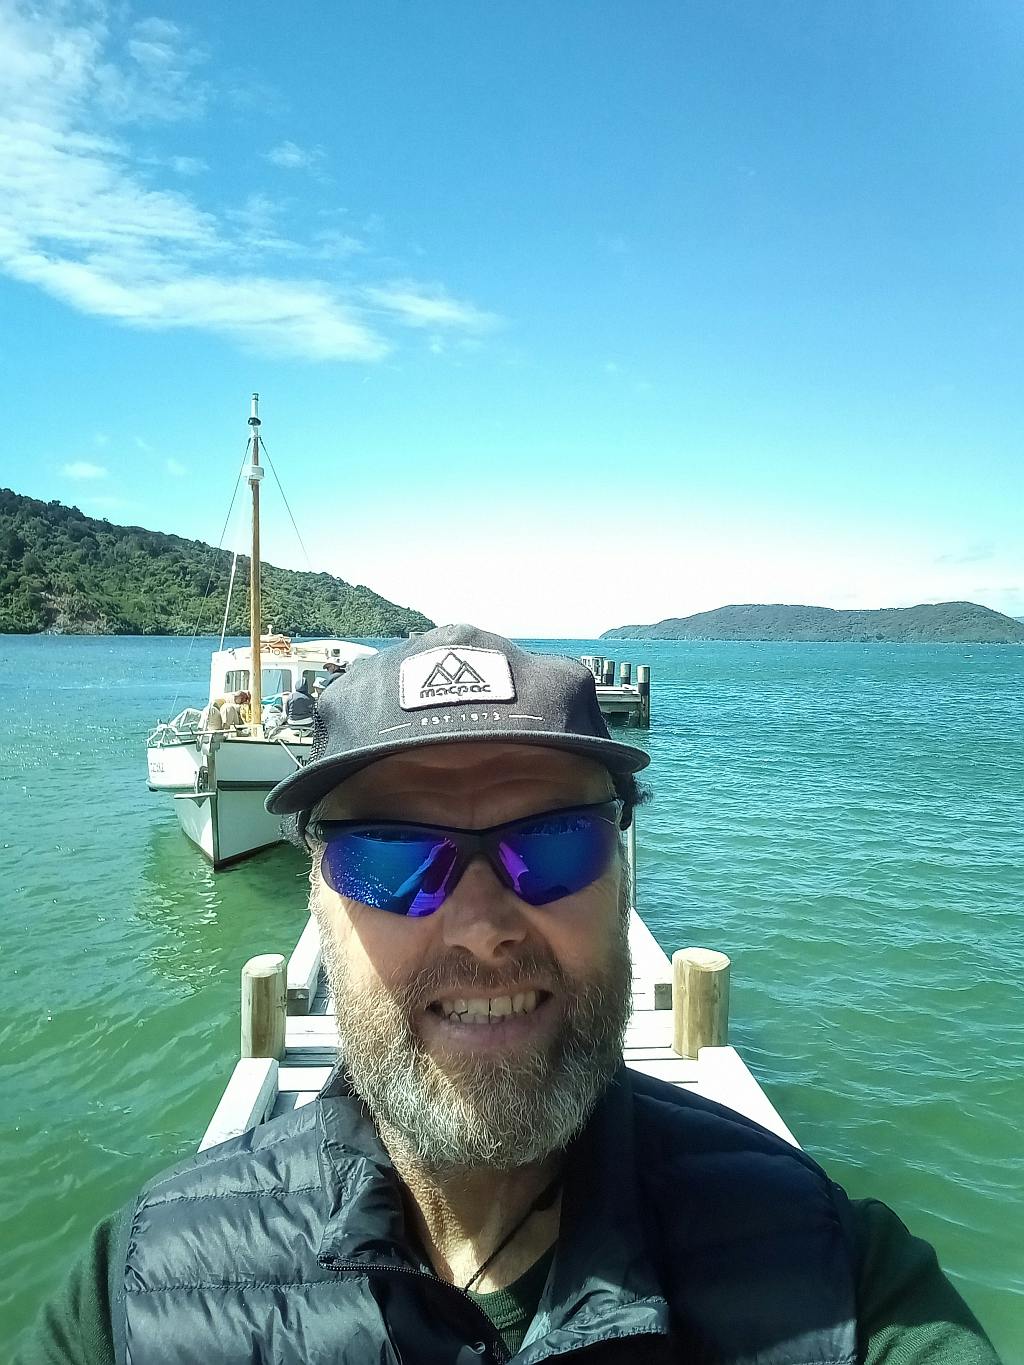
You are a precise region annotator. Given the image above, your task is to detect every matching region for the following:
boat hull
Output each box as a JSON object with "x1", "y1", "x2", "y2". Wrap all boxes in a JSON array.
[{"x1": 148, "y1": 733, "x2": 309, "y2": 869}]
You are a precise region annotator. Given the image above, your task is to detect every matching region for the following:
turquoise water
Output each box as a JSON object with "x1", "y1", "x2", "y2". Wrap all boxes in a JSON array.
[{"x1": 1, "y1": 635, "x2": 1021, "y2": 1359}]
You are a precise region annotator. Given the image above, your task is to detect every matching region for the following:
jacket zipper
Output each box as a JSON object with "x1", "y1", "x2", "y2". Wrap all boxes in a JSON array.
[{"x1": 320, "y1": 1256, "x2": 512, "y2": 1363}]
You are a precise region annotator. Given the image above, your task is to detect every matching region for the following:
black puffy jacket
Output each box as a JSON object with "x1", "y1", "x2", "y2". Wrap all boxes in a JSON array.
[{"x1": 116, "y1": 1068, "x2": 858, "y2": 1364}]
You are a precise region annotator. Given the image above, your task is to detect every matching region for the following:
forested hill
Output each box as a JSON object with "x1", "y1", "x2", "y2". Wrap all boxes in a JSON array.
[
  {"x1": 0, "y1": 489, "x2": 435, "y2": 637},
  {"x1": 602, "y1": 602, "x2": 1024, "y2": 644}
]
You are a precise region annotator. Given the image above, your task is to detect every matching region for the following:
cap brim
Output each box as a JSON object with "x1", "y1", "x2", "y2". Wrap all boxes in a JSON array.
[{"x1": 266, "y1": 730, "x2": 650, "y2": 815}]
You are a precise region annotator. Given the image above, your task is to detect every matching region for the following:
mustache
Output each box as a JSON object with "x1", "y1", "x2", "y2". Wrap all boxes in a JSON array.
[{"x1": 394, "y1": 947, "x2": 570, "y2": 1010}]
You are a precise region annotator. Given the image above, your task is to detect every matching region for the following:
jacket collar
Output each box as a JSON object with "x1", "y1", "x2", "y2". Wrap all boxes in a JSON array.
[
  {"x1": 312, "y1": 1067, "x2": 671, "y2": 1347},
  {"x1": 518, "y1": 1067, "x2": 671, "y2": 1359},
  {"x1": 315, "y1": 1075, "x2": 424, "y2": 1272}
]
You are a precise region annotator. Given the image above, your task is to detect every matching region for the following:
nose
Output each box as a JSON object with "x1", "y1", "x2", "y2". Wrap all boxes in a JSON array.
[{"x1": 439, "y1": 854, "x2": 529, "y2": 962}]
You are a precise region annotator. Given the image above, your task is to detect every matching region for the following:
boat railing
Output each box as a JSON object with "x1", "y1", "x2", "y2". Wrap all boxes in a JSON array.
[{"x1": 147, "y1": 709, "x2": 204, "y2": 746}]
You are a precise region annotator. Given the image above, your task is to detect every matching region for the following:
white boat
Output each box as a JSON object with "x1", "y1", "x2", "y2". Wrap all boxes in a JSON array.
[{"x1": 146, "y1": 396, "x2": 377, "y2": 867}]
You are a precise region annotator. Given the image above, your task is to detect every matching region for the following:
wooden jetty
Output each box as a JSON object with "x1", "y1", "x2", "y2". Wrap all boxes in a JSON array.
[
  {"x1": 201, "y1": 905, "x2": 797, "y2": 1154},
  {"x1": 582, "y1": 657, "x2": 651, "y2": 729}
]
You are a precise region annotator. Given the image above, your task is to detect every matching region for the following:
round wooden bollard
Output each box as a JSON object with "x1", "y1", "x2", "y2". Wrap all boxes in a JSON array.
[
  {"x1": 672, "y1": 948, "x2": 730, "y2": 1059},
  {"x1": 241, "y1": 954, "x2": 287, "y2": 1059},
  {"x1": 602, "y1": 659, "x2": 616, "y2": 685},
  {"x1": 619, "y1": 661, "x2": 632, "y2": 685},
  {"x1": 636, "y1": 664, "x2": 651, "y2": 725}
]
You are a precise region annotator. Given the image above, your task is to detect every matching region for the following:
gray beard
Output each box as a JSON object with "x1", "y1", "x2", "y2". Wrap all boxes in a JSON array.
[{"x1": 318, "y1": 912, "x2": 632, "y2": 1174}]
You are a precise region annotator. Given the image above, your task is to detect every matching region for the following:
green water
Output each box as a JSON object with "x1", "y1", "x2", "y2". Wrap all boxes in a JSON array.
[{"x1": 2, "y1": 635, "x2": 1021, "y2": 1359}]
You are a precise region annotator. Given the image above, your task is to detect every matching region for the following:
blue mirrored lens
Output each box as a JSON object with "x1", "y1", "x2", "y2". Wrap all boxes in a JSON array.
[
  {"x1": 322, "y1": 831, "x2": 461, "y2": 917},
  {"x1": 497, "y1": 810, "x2": 616, "y2": 906}
]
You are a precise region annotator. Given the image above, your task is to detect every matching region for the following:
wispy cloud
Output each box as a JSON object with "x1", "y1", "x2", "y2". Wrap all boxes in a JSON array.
[
  {"x1": 225, "y1": 192, "x2": 298, "y2": 255},
  {"x1": 112, "y1": 16, "x2": 209, "y2": 122},
  {"x1": 166, "y1": 457, "x2": 186, "y2": 476},
  {"x1": 0, "y1": 4, "x2": 496, "y2": 363},
  {"x1": 365, "y1": 283, "x2": 499, "y2": 332},
  {"x1": 313, "y1": 227, "x2": 366, "y2": 259},
  {"x1": 63, "y1": 461, "x2": 108, "y2": 479},
  {"x1": 265, "y1": 140, "x2": 323, "y2": 171},
  {"x1": 170, "y1": 155, "x2": 207, "y2": 176}
]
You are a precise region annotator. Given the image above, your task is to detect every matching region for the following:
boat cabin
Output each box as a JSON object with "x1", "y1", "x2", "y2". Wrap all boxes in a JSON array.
[{"x1": 208, "y1": 637, "x2": 376, "y2": 706}]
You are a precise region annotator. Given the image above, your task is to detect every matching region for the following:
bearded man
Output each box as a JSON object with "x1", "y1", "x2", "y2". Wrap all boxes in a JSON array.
[{"x1": 16, "y1": 627, "x2": 999, "y2": 1364}]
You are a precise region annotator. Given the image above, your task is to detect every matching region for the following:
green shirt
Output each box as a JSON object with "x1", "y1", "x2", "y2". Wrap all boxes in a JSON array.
[
  {"x1": 12, "y1": 1199, "x2": 1001, "y2": 1363},
  {"x1": 467, "y1": 1246, "x2": 557, "y2": 1356}
]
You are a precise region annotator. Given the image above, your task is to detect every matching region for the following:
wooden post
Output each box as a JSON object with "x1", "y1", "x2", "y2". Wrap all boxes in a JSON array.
[
  {"x1": 619, "y1": 661, "x2": 632, "y2": 685},
  {"x1": 636, "y1": 664, "x2": 651, "y2": 726},
  {"x1": 672, "y1": 947, "x2": 730, "y2": 1059},
  {"x1": 602, "y1": 659, "x2": 615, "y2": 685},
  {"x1": 241, "y1": 954, "x2": 286, "y2": 1059}
]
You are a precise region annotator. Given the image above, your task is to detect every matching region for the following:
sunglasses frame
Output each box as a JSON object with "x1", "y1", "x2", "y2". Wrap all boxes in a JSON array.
[{"x1": 309, "y1": 798, "x2": 625, "y2": 913}]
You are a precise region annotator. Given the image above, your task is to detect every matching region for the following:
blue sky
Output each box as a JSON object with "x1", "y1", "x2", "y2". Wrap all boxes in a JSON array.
[{"x1": 1, "y1": 0, "x2": 1021, "y2": 635}]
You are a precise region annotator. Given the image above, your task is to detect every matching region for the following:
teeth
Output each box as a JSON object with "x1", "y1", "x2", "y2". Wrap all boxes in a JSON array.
[{"x1": 438, "y1": 990, "x2": 539, "y2": 1023}]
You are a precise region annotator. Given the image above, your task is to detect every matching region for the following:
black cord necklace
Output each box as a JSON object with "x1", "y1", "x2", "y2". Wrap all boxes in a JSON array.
[{"x1": 460, "y1": 1172, "x2": 563, "y2": 1293}]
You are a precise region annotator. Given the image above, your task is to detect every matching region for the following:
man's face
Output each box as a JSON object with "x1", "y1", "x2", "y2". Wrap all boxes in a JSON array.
[{"x1": 310, "y1": 742, "x2": 632, "y2": 1172}]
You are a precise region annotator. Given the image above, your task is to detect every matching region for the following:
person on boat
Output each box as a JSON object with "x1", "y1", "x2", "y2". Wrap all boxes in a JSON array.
[
  {"x1": 197, "y1": 696, "x2": 225, "y2": 731},
  {"x1": 14, "y1": 626, "x2": 1001, "y2": 1365},
  {"x1": 219, "y1": 696, "x2": 243, "y2": 729},
  {"x1": 283, "y1": 675, "x2": 314, "y2": 727},
  {"x1": 318, "y1": 659, "x2": 347, "y2": 690}
]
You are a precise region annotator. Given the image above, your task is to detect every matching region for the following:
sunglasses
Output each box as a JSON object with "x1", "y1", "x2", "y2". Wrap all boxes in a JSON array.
[{"x1": 310, "y1": 800, "x2": 624, "y2": 917}]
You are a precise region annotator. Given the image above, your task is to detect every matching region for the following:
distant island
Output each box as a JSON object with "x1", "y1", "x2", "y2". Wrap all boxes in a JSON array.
[
  {"x1": 0, "y1": 488, "x2": 435, "y2": 638},
  {"x1": 601, "y1": 602, "x2": 1024, "y2": 644}
]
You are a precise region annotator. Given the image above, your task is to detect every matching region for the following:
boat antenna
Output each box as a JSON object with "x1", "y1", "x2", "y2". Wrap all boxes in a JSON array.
[{"x1": 247, "y1": 392, "x2": 264, "y2": 733}]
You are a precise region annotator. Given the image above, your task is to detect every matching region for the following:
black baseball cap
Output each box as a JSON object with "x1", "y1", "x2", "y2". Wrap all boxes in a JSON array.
[{"x1": 265, "y1": 624, "x2": 649, "y2": 815}]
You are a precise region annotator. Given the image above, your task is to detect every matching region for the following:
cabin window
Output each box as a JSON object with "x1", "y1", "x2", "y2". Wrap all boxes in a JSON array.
[
  {"x1": 260, "y1": 668, "x2": 293, "y2": 700},
  {"x1": 302, "y1": 670, "x2": 322, "y2": 691},
  {"x1": 225, "y1": 670, "x2": 250, "y2": 693}
]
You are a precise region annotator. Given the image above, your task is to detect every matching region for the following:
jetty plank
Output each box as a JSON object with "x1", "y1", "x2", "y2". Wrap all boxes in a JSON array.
[
  {"x1": 287, "y1": 915, "x2": 322, "y2": 1015},
  {"x1": 694, "y1": 1046, "x2": 799, "y2": 1147},
  {"x1": 200, "y1": 1058, "x2": 279, "y2": 1151}
]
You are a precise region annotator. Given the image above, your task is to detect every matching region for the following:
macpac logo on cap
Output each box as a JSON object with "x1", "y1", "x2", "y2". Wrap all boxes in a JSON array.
[{"x1": 400, "y1": 647, "x2": 516, "y2": 711}]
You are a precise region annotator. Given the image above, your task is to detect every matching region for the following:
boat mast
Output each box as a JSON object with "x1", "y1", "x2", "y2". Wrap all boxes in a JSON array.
[{"x1": 246, "y1": 392, "x2": 264, "y2": 733}]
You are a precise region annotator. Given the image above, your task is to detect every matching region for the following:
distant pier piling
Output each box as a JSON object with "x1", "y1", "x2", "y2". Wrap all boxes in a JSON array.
[
  {"x1": 636, "y1": 664, "x2": 651, "y2": 726},
  {"x1": 583, "y1": 654, "x2": 651, "y2": 728}
]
